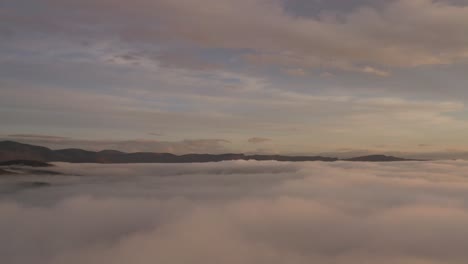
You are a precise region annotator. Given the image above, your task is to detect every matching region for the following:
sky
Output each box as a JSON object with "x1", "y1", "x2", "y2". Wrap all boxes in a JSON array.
[
  {"x1": 4, "y1": 160, "x2": 468, "y2": 263},
  {"x1": 1, "y1": 0, "x2": 468, "y2": 155}
]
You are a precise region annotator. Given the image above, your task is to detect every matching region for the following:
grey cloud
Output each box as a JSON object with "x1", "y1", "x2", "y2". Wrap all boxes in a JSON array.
[
  {"x1": 3, "y1": 161, "x2": 468, "y2": 263},
  {"x1": 157, "y1": 51, "x2": 223, "y2": 71},
  {"x1": 248, "y1": 137, "x2": 272, "y2": 144},
  {"x1": 3, "y1": 0, "x2": 468, "y2": 153},
  {"x1": 418, "y1": 143, "x2": 432, "y2": 148},
  {"x1": 4, "y1": 0, "x2": 468, "y2": 74},
  {"x1": 108, "y1": 51, "x2": 221, "y2": 71},
  {"x1": 282, "y1": 68, "x2": 308, "y2": 77},
  {"x1": 7, "y1": 134, "x2": 70, "y2": 140},
  {"x1": 148, "y1": 132, "x2": 164, "y2": 137}
]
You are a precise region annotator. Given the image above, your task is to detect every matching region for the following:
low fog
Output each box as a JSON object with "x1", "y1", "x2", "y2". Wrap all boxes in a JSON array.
[{"x1": 2, "y1": 160, "x2": 468, "y2": 264}]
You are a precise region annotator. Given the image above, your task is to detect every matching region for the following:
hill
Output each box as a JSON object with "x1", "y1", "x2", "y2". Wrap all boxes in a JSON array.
[
  {"x1": 0, "y1": 160, "x2": 53, "y2": 167},
  {"x1": 0, "y1": 141, "x2": 414, "y2": 164},
  {"x1": 344, "y1": 155, "x2": 415, "y2": 162}
]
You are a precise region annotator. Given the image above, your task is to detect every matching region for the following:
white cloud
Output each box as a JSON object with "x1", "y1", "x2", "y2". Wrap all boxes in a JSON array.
[{"x1": 3, "y1": 161, "x2": 468, "y2": 263}]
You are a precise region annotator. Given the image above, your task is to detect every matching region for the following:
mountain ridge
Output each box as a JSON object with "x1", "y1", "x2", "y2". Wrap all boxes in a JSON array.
[{"x1": 0, "y1": 141, "x2": 417, "y2": 163}]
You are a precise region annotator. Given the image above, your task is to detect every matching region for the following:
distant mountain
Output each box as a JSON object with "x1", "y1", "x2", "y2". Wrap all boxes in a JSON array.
[
  {"x1": 0, "y1": 160, "x2": 52, "y2": 167},
  {"x1": 0, "y1": 141, "x2": 414, "y2": 164},
  {"x1": 0, "y1": 141, "x2": 54, "y2": 161},
  {"x1": 344, "y1": 155, "x2": 414, "y2": 162}
]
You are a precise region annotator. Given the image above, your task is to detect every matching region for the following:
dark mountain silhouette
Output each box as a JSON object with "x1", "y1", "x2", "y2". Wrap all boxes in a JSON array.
[
  {"x1": 0, "y1": 160, "x2": 52, "y2": 167},
  {"x1": 0, "y1": 141, "x2": 415, "y2": 164},
  {"x1": 0, "y1": 141, "x2": 54, "y2": 161},
  {"x1": 344, "y1": 155, "x2": 415, "y2": 162}
]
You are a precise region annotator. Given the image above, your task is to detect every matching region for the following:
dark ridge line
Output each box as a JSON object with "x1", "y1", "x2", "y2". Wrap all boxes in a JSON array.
[{"x1": 0, "y1": 141, "x2": 420, "y2": 164}]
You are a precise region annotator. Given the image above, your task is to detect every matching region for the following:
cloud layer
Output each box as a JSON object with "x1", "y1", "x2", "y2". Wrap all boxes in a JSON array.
[
  {"x1": 4, "y1": 0, "x2": 468, "y2": 72},
  {"x1": 2, "y1": 160, "x2": 468, "y2": 263}
]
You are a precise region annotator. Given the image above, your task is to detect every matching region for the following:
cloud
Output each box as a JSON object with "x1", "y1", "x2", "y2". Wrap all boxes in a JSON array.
[
  {"x1": 361, "y1": 66, "x2": 390, "y2": 77},
  {"x1": 3, "y1": 0, "x2": 468, "y2": 153},
  {"x1": 283, "y1": 68, "x2": 307, "y2": 77},
  {"x1": 320, "y1": 71, "x2": 334, "y2": 77},
  {"x1": 248, "y1": 137, "x2": 272, "y2": 144},
  {"x1": 156, "y1": 51, "x2": 223, "y2": 71},
  {"x1": 7, "y1": 134, "x2": 70, "y2": 140},
  {"x1": 3, "y1": 160, "x2": 468, "y2": 263},
  {"x1": 148, "y1": 132, "x2": 164, "y2": 137},
  {"x1": 418, "y1": 143, "x2": 432, "y2": 148},
  {"x1": 4, "y1": 0, "x2": 468, "y2": 74},
  {"x1": 3, "y1": 92, "x2": 468, "y2": 154}
]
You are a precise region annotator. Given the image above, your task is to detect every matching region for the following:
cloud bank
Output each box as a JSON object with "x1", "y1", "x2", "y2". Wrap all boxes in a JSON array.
[{"x1": 2, "y1": 160, "x2": 468, "y2": 263}]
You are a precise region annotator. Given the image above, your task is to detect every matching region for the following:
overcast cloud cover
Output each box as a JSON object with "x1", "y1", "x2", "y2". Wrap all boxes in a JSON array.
[
  {"x1": 3, "y1": 160, "x2": 468, "y2": 263},
  {"x1": 2, "y1": 0, "x2": 468, "y2": 155}
]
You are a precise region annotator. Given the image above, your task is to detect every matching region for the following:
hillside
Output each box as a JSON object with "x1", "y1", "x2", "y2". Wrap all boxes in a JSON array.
[{"x1": 0, "y1": 141, "x2": 415, "y2": 163}]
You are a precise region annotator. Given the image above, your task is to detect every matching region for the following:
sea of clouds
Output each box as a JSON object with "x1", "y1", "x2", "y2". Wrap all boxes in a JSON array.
[{"x1": 2, "y1": 160, "x2": 468, "y2": 264}]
